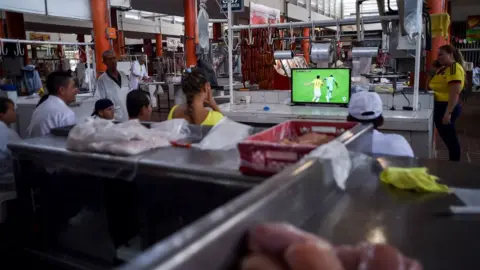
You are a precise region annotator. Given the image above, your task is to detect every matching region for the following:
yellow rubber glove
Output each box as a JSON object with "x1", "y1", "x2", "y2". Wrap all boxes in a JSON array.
[
  {"x1": 380, "y1": 167, "x2": 450, "y2": 193},
  {"x1": 38, "y1": 87, "x2": 44, "y2": 96}
]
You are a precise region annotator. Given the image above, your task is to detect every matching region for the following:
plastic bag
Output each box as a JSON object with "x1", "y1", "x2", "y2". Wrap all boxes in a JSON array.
[
  {"x1": 150, "y1": 119, "x2": 191, "y2": 141},
  {"x1": 66, "y1": 118, "x2": 172, "y2": 156},
  {"x1": 306, "y1": 141, "x2": 372, "y2": 190},
  {"x1": 404, "y1": 0, "x2": 421, "y2": 41},
  {"x1": 195, "y1": 118, "x2": 253, "y2": 150}
]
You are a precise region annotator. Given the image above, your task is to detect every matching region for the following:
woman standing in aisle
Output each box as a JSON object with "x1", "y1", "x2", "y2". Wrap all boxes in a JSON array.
[{"x1": 429, "y1": 45, "x2": 465, "y2": 161}]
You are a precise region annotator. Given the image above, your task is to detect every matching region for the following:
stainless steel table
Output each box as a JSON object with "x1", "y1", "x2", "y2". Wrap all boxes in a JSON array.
[{"x1": 124, "y1": 157, "x2": 480, "y2": 270}]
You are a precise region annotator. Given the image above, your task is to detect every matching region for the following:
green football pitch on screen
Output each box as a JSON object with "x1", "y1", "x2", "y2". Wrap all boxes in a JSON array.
[{"x1": 292, "y1": 69, "x2": 351, "y2": 104}]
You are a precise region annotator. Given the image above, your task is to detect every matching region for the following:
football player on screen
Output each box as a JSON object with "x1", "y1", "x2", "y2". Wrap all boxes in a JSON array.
[
  {"x1": 324, "y1": 75, "x2": 339, "y2": 103},
  {"x1": 304, "y1": 75, "x2": 324, "y2": 102}
]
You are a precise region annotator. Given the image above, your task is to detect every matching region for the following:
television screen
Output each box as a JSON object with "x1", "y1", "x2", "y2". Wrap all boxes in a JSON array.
[{"x1": 291, "y1": 68, "x2": 351, "y2": 105}]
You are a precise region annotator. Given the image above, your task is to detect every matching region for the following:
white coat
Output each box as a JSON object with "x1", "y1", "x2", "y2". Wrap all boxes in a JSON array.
[
  {"x1": 372, "y1": 130, "x2": 414, "y2": 157},
  {"x1": 96, "y1": 71, "x2": 130, "y2": 122},
  {"x1": 0, "y1": 121, "x2": 21, "y2": 184},
  {"x1": 27, "y1": 95, "x2": 77, "y2": 138},
  {"x1": 129, "y1": 60, "x2": 148, "y2": 90}
]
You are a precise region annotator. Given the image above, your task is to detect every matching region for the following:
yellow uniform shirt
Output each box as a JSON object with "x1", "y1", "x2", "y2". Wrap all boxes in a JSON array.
[
  {"x1": 167, "y1": 105, "x2": 224, "y2": 126},
  {"x1": 429, "y1": 62, "x2": 465, "y2": 102},
  {"x1": 312, "y1": 79, "x2": 324, "y2": 89}
]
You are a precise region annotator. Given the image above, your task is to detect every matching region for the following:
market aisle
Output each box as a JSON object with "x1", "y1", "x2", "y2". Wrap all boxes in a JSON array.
[{"x1": 436, "y1": 93, "x2": 480, "y2": 163}]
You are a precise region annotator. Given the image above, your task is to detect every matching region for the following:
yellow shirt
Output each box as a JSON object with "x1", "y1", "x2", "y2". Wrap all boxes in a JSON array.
[
  {"x1": 167, "y1": 105, "x2": 224, "y2": 126},
  {"x1": 429, "y1": 62, "x2": 465, "y2": 102},
  {"x1": 312, "y1": 79, "x2": 324, "y2": 89}
]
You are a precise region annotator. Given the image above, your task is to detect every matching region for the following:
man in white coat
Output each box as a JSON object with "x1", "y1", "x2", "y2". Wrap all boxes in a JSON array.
[
  {"x1": 129, "y1": 55, "x2": 149, "y2": 90},
  {"x1": 27, "y1": 71, "x2": 78, "y2": 137},
  {"x1": 96, "y1": 50, "x2": 130, "y2": 122}
]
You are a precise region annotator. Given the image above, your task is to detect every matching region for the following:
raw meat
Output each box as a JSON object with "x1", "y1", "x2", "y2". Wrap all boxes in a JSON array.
[{"x1": 281, "y1": 132, "x2": 335, "y2": 146}]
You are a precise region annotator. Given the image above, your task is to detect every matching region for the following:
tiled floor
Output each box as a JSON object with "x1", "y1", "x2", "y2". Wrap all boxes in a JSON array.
[{"x1": 436, "y1": 93, "x2": 480, "y2": 164}]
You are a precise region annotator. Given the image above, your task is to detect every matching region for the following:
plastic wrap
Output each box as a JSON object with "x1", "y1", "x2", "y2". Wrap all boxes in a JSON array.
[
  {"x1": 66, "y1": 118, "x2": 190, "y2": 156},
  {"x1": 404, "y1": 0, "x2": 421, "y2": 41},
  {"x1": 195, "y1": 118, "x2": 253, "y2": 150},
  {"x1": 238, "y1": 120, "x2": 360, "y2": 176}
]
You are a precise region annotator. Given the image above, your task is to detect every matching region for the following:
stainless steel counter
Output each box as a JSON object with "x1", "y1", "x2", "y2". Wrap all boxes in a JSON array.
[
  {"x1": 219, "y1": 103, "x2": 433, "y2": 131},
  {"x1": 8, "y1": 135, "x2": 260, "y2": 185},
  {"x1": 124, "y1": 156, "x2": 480, "y2": 270},
  {"x1": 219, "y1": 103, "x2": 434, "y2": 158},
  {"x1": 8, "y1": 123, "x2": 373, "y2": 269}
]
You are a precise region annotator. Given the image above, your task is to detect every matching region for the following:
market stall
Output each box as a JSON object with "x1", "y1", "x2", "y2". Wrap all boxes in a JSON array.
[{"x1": 7, "y1": 121, "x2": 373, "y2": 268}]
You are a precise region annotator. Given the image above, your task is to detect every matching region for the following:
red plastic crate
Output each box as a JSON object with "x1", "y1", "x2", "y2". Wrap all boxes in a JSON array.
[{"x1": 238, "y1": 120, "x2": 358, "y2": 176}]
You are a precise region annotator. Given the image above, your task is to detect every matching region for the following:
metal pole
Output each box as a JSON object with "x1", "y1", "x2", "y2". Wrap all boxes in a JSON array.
[
  {"x1": 230, "y1": 15, "x2": 398, "y2": 30},
  {"x1": 0, "y1": 38, "x2": 93, "y2": 46},
  {"x1": 413, "y1": 0, "x2": 423, "y2": 110},
  {"x1": 356, "y1": 1, "x2": 362, "y2": 41},
  {"x1": 86, "y1": 45, "x2": 93, "y2": 94},
  {"x1": 228, "y1": 0, "x2": 234, "y2": 104}
]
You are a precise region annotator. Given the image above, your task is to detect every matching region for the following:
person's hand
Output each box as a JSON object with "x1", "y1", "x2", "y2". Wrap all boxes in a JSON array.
[
  {"x1": 241, "y1": 223, "x2": 422, "y2": 270},
  {"x1": 205, "y1": 87, "x2": 216, "y2": 107},
  {"x1": 442, "y1": 113, "x2": 451, "y2": 125}
]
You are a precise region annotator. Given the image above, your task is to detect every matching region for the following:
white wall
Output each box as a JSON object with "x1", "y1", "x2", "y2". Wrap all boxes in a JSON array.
[
  {"x1": 244, "y1": 0, "x2": 285, "y2": 13},
  {"x1": 0, "y1": 0, "x2": 45, "y2": 15},
  {"x1": 23, "y1": 13, "x2": 183, "y2": 37}
]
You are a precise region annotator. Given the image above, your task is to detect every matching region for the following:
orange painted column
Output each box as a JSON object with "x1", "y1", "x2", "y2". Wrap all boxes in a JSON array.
[
  {"x1": 184, "y1": 0, "x2": 197, "y2": 67},
  {"x1": 426, "y1": 0, "x2": 447, "y2": 66},
  {"x1": 91, "y1": 0, "x2": 111, "y2": 75},
  {"x1": 5, "y1": 12, "x2": 28, "y2": 65},
  {"x1": 302, "y1": 28, "x2": 310, "y2": 64},
  {"x1": 155, "y1": 34, "x2": 163, "y2": 57}
]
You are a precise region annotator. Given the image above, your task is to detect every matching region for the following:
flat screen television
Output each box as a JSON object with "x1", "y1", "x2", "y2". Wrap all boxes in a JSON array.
[{"x1": 291, "y1": 68, "x2": 351, "y2": 105}]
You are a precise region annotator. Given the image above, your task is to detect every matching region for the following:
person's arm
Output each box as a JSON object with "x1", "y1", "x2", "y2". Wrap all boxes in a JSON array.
[
  {"x1": 206, "y1": 88, "x2": 221, "y2": 112},
  {"x1": 142, "y1": 65, "x2": 149, "y2": 79},
  {"x1": 131, "y1": 62, "x2": 142, "y2": 77},
  {"x1": 446, "y1": 83, "x2": 461, "y2": 113},
  {"x1": 444, "y1": 64, "x2": 463, "y2": 123},
  {"x1": 95, "y1": 79, "x2": 107, "y2": 99}
]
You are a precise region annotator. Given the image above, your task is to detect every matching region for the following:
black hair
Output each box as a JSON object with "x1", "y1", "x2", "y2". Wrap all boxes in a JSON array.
[
  {"x1": 316, "y1": 75, "x2": 320, "y2": 79},
  {"x1": 36, "y1": 71, "x2": 73, "y2": 108},
  {"x1": 126, "y1": 90, "x2": 150, "y2": 118},
  {"x1": 347, "y1": 114, "x2": 384, "y2": 129},
  {"x1": 181, "y1": 68, "x2": 209, "y2": 124},
  {"x1": 0, "y1": 97, "x2": 14, "y2": 114}
]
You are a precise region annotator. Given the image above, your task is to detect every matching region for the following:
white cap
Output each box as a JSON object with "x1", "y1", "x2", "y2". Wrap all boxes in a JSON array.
[{"x1": 348, "y1": 92, "x2": 383, "y2": 120}]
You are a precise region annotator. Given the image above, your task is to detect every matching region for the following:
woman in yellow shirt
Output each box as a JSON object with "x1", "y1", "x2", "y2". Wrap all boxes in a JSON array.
[
  {"x1": 168, "y1": 68, "x2": 224, "y2": 126},
  {"x1": 429, "y1": 45, "x2": 464, "y2": 161}
]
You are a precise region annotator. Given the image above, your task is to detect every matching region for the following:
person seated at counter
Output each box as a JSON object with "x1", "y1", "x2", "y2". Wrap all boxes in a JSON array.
[
  {"x1": 96, "y1": 50, "x2": 130, "y2": 122},
  {"x1": 126, "y1": 90, "x2": 152, "y2": 121},
  {"x1": 91, "y1": 99, "x2": 115, "y2": 120},
  {"x1": 167, "y1": 68, "x2": 224, "y2": 126},
  {"x1": 27, "y1": 71, "x2": 78, "y2": 138},
  {"x1": 0, "y1": 97, "x2": 21, "y2": 185},
  {"x1": 347, "y1": 92, "x2": 414, "y2": 157}
]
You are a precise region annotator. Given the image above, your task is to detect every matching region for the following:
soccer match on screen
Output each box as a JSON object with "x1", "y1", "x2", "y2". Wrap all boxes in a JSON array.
[{"x1": 291, "y1": 68, "x2": 351, "y2": 104}]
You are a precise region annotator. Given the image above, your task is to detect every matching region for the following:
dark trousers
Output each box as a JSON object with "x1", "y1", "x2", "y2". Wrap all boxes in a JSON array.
[{"x1": 434, "y1": 101, "x2": 462, "y2": 161}]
